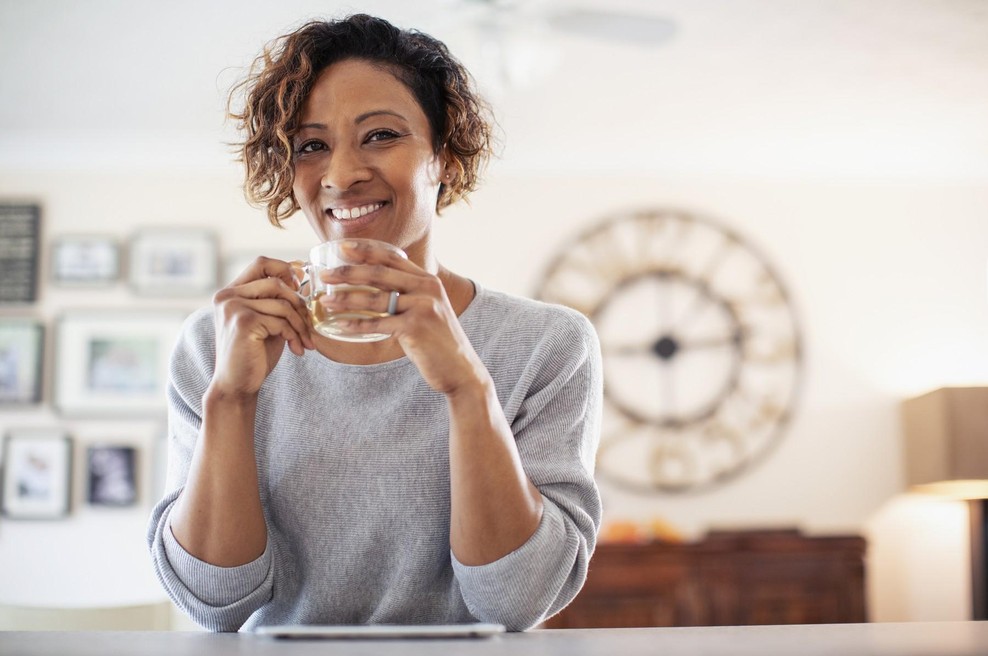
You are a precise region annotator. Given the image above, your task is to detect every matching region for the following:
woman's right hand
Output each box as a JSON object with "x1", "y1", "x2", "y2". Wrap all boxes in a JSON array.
[{"x1": 209, "y1": 257, "x2": 315, "y2": 398}]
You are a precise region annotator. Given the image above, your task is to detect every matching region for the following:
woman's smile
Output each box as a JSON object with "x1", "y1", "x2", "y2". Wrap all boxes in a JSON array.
[
  {"x1": 329, "y1": 202, "x2": 386, "y2": 220},
  {"x1": 323, "y1": 200, "x2": 390, "y2": 234}
]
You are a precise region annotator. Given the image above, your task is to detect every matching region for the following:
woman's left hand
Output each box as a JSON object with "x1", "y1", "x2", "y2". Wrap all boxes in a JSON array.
[{"x1": 319, "y1": 240, "x2": 484, "y2": 395}]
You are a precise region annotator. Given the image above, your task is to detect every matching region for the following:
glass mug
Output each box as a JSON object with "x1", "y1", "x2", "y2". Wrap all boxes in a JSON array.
[{"x1": 299, "y1": 239, "x2": 407, "y2": 343}]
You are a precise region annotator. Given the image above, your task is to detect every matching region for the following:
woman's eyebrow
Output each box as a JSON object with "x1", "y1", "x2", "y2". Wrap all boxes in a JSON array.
[
  {"x1": 297, "y1": 111, "x2": 408, "y2": 132},
  {"x1": 355, "y1": 109, "x2": 407, "y2": 124}
]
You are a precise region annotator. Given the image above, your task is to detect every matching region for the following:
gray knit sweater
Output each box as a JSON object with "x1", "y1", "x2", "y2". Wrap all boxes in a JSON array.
[{"x1": 147, "y1": 282, "x2": 602, "y2": 632}]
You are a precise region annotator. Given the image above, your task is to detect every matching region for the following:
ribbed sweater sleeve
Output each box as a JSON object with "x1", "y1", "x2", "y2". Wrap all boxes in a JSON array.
[
  {"x1": 145, "y1": 308, "x2": 274, "y2": 631},
  {"x1": 452, "y1": 307, "x2": 603, "y2": 630}
]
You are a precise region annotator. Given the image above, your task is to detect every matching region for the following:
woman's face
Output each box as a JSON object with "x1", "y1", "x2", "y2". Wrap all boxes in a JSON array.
[{"x1": 291, "y1": 58, "x2": 445, "y2": 259}]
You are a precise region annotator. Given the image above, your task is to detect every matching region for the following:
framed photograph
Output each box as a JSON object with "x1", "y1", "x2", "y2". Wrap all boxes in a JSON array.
[
  {"x1": 1, "y1": 430, "x2": 72, "y2": 519},
  {"x1": 51, "y1": 235, "x2": 120, "y2": 285},
  {"x1": 0, "y1": 319, "x2": 44, "y2": 406},
  {"x1": 87, "y1": 445, "x2": 138, "y2": 507},
  {"x1": 0, "y1": 203, "x2": 41, "y2": 304},
  {"x1": 54, "y1": 312, "x2": 187, "y2": 416},
  {"x1": 129, "y1": 228, "x2": 217, "y2": 296}
]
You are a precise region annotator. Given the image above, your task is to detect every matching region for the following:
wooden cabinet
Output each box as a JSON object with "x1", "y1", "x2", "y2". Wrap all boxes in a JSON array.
[{"x1": 545, "y1": 529, "x2": 866, "y2": 628}]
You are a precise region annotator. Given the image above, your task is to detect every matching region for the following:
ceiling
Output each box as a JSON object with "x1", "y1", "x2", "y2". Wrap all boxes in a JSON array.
[{"x1": 1, "y1": 0, "x2": 986, "y2": 179}]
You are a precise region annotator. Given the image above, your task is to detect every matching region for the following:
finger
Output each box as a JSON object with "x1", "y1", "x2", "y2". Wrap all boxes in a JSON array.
[
  {"x1": 320, "y1": 263, "x2": 421, "y2": 294},
  {"x1": 228, "y1": 276, "x2": 310, "y2": 317},
  {"x1": 216, "y1": 277, "x2": 315, "y2": 349},
  {"x1": 238, "y1": 298, "x2": 315, "y2": 349},
  {"x1": 229, "y1": 256, "x2": 302, "y2": 289},
  {"x1": 251, "y1": 312, "x2": 307, "y2": 356},
  {"x1": 321, "y1": 288, "x2": 412, "y2": 321},
  {"x1": 288, "y1": 260, "x2": 307, "y2": 287},
  {"x1": 221, "y1": 295, "x2": 314, "y2": 351},
  {"x1": 226, "y1": 305, "x2": 309, "y2": 357},
  {"x1": 319, "y1": 285, "x2": 392, "y2": 314}
]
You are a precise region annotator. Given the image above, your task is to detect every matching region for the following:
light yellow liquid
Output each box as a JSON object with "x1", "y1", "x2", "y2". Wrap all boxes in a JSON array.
[{"x1": 309, "y1": 287, "x2": 391, "y2": 342}]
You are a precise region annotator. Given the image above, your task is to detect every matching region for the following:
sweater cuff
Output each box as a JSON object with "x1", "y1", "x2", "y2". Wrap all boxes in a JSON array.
[
  {"x1": 162, "y1": 509, "x2": 272, "y2": 607},
  {"x1": 451, "y1": 496, "x2": 578, "y2": 630}
]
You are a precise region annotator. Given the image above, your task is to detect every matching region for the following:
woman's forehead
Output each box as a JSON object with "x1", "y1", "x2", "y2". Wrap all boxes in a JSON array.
[{"x1": 301, "y1": 59, "x2": 424, "y2": 122}]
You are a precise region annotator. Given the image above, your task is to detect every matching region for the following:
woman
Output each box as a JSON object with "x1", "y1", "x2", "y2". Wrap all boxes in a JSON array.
[{"x1": 147, "y1": 14, "x2": 602, "y2": 632}]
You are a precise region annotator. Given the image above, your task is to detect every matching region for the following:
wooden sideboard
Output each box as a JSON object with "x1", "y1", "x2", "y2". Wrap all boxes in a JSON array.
[{"x1": 545, "y1": 529, "x2": 866, "y2": 628}]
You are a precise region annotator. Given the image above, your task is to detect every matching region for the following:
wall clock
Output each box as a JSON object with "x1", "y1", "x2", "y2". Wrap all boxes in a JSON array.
[{"x1": 535, "y1": 208, "x2": 803, "y2": 494}]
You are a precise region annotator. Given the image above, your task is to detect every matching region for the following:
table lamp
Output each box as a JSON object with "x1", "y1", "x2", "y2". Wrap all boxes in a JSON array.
[{"x1": 901, "y1": 387, "x2": 988, "y2": 620}]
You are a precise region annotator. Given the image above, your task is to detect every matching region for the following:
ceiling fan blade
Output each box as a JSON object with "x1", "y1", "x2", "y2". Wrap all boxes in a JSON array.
[{"x1": 546, "y1": 8, "x2": 676, "y2": 47}]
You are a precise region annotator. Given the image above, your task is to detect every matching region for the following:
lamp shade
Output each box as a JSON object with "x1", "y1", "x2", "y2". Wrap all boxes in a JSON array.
[{"x1": 901, "y1": 387, "x2": 988, "y2": 499}]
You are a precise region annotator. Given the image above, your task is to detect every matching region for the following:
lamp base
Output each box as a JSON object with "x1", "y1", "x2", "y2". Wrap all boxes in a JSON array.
[{"x1": 971, "y1": 499, "x2": 987, "y2": 620}]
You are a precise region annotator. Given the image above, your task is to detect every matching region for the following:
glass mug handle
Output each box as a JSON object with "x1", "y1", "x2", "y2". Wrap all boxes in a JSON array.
[{"x1": 292, "y1": 260, "x2": 312, "y2": 303}]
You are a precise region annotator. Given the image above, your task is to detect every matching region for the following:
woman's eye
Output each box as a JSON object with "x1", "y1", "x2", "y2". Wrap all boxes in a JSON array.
[
  {"x1": 366, "y1": 129, "x2": 400, "y2": 143},
  {"x1": 295, "y1": 140, "x2": 325, "y2": 155}
]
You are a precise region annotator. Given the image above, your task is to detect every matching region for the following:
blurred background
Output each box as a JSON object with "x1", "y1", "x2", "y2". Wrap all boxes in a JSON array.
[{"x1": 1, "y1": 0, "x2": 987, "y2": 630}]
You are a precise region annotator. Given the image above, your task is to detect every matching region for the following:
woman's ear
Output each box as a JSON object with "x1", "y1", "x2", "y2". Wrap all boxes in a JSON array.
[{"x1": 438, "y1": 147, "x2": 457, "y2": 186}]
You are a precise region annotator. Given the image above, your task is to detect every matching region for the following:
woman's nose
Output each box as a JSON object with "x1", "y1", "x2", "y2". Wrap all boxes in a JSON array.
[{"x1": 320, "y1": 146, "x2": 372, "y2": 190}]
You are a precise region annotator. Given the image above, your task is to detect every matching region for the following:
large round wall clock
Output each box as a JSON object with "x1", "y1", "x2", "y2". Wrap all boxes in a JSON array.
[{"x1": 535, "y1": 208, "x2": 803, "y2": 494}]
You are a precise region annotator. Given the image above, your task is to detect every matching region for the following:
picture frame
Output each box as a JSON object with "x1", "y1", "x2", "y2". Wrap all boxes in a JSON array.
[
  {"x1": 50, "y1": 235, "x2": 120, "y2": 285},
  {"x1": 0, "y1": 203, "x2": 41, "y2": 304},
  {"x1": 54, "y1": 312, "x2": 187, "y2": 417},
  {"x1": 129, "y1": 228, "x2": 217, "y2": 296},
  {"x1": 86, "y1": 444, "x2": 138, "y2": 507},
  {"x1": 0, "y1": 319, "x2": 44, "y2": 406},
  {"x1": 1, "y1": 430, "x2": 72, "y2": 519}
]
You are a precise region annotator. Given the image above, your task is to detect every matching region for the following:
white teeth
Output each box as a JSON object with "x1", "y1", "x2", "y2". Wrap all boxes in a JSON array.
[{"x1": 332, "y1": 203, "x2": 383, "y2": 220}]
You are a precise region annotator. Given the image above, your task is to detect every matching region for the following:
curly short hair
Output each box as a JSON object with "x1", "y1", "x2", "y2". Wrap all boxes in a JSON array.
[{"x1": 228, "y1": 14, "x2": 496, "y2": 227}]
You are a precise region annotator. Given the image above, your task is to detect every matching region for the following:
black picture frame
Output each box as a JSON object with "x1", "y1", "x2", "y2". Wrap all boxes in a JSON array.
[
  {"x1": 86, "y1": 444, "x2": 138, "y2": 507},
  {"x1": 0, "y1": 203, "x2": 41, "y2": 304}
]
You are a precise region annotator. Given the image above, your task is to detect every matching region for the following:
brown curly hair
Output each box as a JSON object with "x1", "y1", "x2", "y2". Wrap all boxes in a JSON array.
[{"x1": 228, "y1": 14, "x2": 496, "y2": 227}]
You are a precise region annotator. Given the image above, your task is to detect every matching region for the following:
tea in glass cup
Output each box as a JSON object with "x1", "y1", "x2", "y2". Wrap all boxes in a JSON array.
[{"x1": 301, "y1": 239, "x2": 407, "y2": 342}]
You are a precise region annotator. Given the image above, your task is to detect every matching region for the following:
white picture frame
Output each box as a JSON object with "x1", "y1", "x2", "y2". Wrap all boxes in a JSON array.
[
  {"x1": 0, "y1": 319, "x2": 44, "y2": 406},
  {"x1": 1, "y1": 430, "x2": 72, "y2": 519},
  {"x1": 50, "y1": 235, "x2": 120, "y2": 285},
  {"x1": 129, "y1": 228, "x2": 217, "y2": 296},
  {"x1": 54, "y1": 312, "x2": 187, "y2": 416}
]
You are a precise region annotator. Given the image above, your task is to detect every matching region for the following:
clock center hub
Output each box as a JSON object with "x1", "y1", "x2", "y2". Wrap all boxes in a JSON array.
[{"x1": 652, "y1": 335, "x2": 679, "y2": 360}]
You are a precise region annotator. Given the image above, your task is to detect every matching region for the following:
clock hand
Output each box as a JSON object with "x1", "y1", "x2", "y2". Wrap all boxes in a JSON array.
[
  {"x1": 603, "y1": 335, "x2": 680, "y2": 360},
  {"x1": 676, "y1": 331, "x2": 743, "y2": 352},
  {"x1": 603, "y1": 342, "x2": 653, "y2": 357},
  {"x1": 660, "y1": 353, "x2": 675, "y2": 422}
]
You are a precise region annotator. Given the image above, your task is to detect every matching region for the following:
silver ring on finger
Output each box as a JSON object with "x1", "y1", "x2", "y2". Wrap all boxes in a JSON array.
[{"x1": 386, "y1": 290, "x2": 400, "y2": 315}]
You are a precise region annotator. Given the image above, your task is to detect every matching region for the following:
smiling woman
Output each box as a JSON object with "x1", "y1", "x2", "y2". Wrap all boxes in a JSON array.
[{"x1": 146, "y1": 14, "x2": 603, "y2": 633}]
